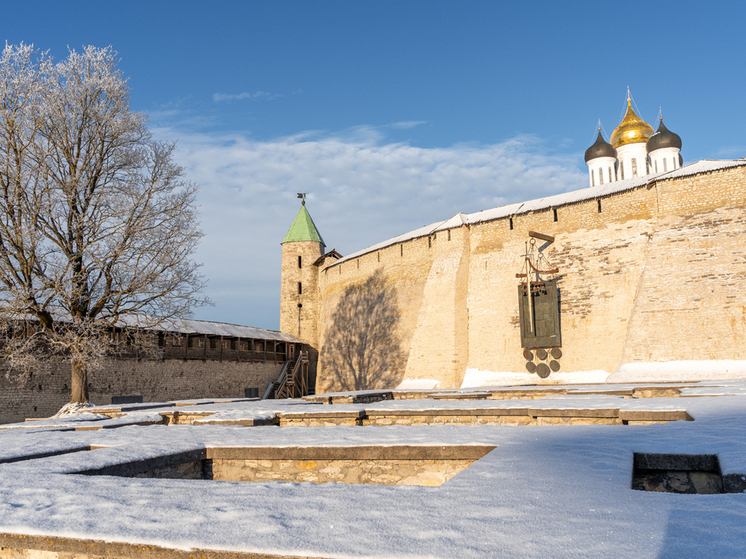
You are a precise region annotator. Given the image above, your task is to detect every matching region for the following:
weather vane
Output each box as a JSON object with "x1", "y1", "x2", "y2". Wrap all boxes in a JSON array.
[{"x1": 297, "y1": 192, "x2": 307, "y2": 206}]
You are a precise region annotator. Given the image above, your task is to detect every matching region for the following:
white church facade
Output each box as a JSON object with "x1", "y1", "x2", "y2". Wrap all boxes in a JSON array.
[{"x1": 584, "y1": 94, "x2": 682, "y2": 188}]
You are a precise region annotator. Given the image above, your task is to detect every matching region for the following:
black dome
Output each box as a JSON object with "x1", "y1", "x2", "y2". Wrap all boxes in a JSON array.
[
  {"x1": 646, "y1": 119, "x2": 682, "y2": 153},
  {"x1": 584, "y1": 130, "x2": 617, "y2": 163}
]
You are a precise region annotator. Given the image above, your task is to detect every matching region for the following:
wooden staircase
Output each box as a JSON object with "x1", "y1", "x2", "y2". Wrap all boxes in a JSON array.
[{"x1": 263, "y1": 351, "x2": 310, "y2": 399}]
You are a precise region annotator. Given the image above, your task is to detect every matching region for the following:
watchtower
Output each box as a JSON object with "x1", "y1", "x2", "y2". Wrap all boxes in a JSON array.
[{"x1": 280, "y1": 195, "x2": 325, "y2": 349}]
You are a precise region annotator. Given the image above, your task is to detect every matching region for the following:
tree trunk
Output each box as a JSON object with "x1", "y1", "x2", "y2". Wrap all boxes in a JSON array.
[{"x1": 70, "y1": 359, "x2": 89, "y2": 403}]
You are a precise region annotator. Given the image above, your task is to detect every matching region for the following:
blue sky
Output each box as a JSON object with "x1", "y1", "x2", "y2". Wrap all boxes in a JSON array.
[{"x1": 3, "y1": 1, "x2": 745, "y2": 329}]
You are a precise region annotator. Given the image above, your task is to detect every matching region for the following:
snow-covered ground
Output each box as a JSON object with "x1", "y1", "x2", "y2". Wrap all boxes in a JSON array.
[
  {"x1": 609, "y1": 360, "x2": 746, "y2": 383},
  {"x1": 462, "y1": 367, "x2": 611, "y2": 386},
  {"x1": 1, "y1": 383, "x2": 746, "y2": 558},
  {"x1": 462, "y1": 360, "x2": 746, "y2": 387}
]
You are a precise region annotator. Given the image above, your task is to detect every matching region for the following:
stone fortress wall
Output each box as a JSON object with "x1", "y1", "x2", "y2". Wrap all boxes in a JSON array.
[
  {"x1": 1, "y1": 332, "x2": 300, "y2": 424},
  {"x1": 308, "y1": 162, "x2": 746, "y2": 392},
  {"x1": 0, "y1": 358, "x2": 285, "y2": 424}
]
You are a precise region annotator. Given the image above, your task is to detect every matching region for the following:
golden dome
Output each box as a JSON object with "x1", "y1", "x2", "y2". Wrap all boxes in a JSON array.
[{"x1": 610, "y1": 99, "x2": 654, "y2": 148}]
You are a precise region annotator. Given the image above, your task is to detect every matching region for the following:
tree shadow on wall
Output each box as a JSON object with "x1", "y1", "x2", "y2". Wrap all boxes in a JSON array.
[{"x1": 323, "y1": 270, "x2": 406, "y2": 391}]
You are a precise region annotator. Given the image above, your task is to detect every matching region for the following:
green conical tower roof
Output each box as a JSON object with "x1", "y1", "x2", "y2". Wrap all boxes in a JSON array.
[{"x1": 282, "y1": 205, "x2": 325, "y2": 246}]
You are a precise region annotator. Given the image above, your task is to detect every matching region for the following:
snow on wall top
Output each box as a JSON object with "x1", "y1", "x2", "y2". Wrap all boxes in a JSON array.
[
  {"x1": 330, "y1": 159, "x2": 746, "y2": 267},
  {"x1": 13, "y1": 310, "x2": 304, "y2": 344},
  {"x1": 117, "y1": 315, "x2": 303, "y2": 343}
]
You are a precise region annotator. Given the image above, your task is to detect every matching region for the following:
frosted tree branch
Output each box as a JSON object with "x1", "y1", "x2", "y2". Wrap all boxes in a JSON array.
[{"x1": 0, "y1": 44, "x2": 208, "y2": 404}]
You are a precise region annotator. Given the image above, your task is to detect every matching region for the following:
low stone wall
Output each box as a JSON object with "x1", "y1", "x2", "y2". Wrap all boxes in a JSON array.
[
  {"x1": 279, "y1": 407, "x2": 692, "y2": 427},
  {"x1": 139, "y1": 400, "x2": 694, "y2": 428},
  {"x1": 210, "y1": 457, "x2": 474, "y2": 486},
  {"x1": 0, "y1": 359, "x2": 284, "y2": 424},
  {"x1": 0, "y1": 534, "x2": 326, "y2": 559},
  {"x1": 71, "y1": 445, "x2": 496, "y2": 487},
  {"x1": 278, "y1": 410, "x2": 365, "y2": 426}
]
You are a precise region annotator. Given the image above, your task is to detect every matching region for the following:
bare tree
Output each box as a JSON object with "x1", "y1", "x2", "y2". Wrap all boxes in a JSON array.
[{"x1": 0, "y1": 44, "x2": 207, "y2": 408}]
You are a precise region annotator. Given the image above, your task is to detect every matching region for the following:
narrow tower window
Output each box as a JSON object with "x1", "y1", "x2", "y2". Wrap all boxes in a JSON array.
[
  {"x1": 597, "y1": 199, "x2": 602, "y2": 213},
  {"x1": 608, "y1": 167, "x2": 613, "y2": 183},
  {"x1": 655, "y1": 160, "x2": 658, "y2": 173},
  {"x1": 632, "y1": 158, "x2": 638, "y2": 177},
  {"x1": 553, "y1": 208, "x2": 558, "y2": 222},
  {"x1": 298, "y1": 282, "x2": 302, "y2": 295},
  {"x1": 620, "y1": 162, "x2": 625, "y2": 180},
  {"x1": 509, "y1": 217, "x2": 514, "y2": 230},
  {"x1": 591, "y1": 171, "x2": 595, "y2": 187},
  {"x1": 298, "y1": 255, "x2": 302, "y2": 268},
  {"x1": 400, "y1": 244, "x2": 403, "y2": 257},
  {"x1": 599, "y1": 168, "x2": 604, "y2": 185},
  {"x1": 663, "y1": 159, "x2": 667, "y2": 172}
]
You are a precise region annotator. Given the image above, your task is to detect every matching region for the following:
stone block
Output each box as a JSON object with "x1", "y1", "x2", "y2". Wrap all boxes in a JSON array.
[
  {"x1": 632, "y1": 387, "x2": 681, "y2": 399},
  {"x1": 619, "y1": 410, "x2": 692, "y2": 422},
  {"x1": 633, "y1": 453, "x2": 718, "y2": 471},
  {"x1": 528, "y1": 408, "x2": 620, "y2": 418}
]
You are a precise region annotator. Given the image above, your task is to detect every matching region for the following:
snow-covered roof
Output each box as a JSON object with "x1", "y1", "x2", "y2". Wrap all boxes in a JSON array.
[
  {"x1": 7, "y1": 308, "x2": 303, "y2": 344},
  {"x1": 116, "y1": 315, "x2": 303, "y2": 343},
  {"x1": 331, "y1": 159, "x2": 746, "y2": 267}
]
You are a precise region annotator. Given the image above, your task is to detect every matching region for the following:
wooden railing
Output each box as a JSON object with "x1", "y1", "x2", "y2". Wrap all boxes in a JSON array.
[
  {"x1": 159, "y1": 337, "x2": 292, "y2": 363},
  {"x1": 263, "y1": 358, "x2": 293, "y2": 400},
  {"x1": 267, "y1": 351, "x2": 309, "y2": 399}
]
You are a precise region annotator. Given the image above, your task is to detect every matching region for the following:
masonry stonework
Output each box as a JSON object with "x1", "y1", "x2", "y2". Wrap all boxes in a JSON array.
[
  {"x1": 280, "y1": 240, "x2": 324, "y2": 347},
  {"x1": 286, "y1": 163, "x2": 746, "y2": 391},
  {"x1": 0, "y1": 359, "x2": 284, "y2": 424}
]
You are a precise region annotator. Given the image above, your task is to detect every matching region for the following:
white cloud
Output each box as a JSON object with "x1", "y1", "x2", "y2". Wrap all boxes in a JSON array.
[
  {"x1": 152, "y1": 125, "x2": 585, "y2": 329},
  {"x1": 388, "y1": 120, "x2": 427, "y2": 129},
  {"x1": 212, "y1": 91, "x2": 280, "y2": 102},
  {"x1": 714, "y1": 146, "x2": 746, "y2": 158}
]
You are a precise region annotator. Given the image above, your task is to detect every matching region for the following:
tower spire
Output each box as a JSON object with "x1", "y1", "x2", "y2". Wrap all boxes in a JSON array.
[{"x1": 282, "y1": 203, "x2": 325, "y2": 246}]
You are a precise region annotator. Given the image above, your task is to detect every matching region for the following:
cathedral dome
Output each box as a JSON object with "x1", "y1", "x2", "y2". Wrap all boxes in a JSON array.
[
  {"x1": 584, "y1": 129, "x2": 617, "y2": 162},
  {"x1": 646, "y1": 118, "x2": 682, "y2": 153},
  {"x1": 610, "y1": 100, "x2": 654, "y2": 148}
]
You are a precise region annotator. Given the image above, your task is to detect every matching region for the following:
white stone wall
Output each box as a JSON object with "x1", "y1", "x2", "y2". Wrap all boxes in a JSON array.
[
  {"x1": 587, "y1": 156, "x2": 617, "y2": 187},
  {"x1": 616, "y1": 142, "x2": 650, "y2": 180},
  {"x1": 650, "y1": 146, "x2": 681, "y2": 174}
]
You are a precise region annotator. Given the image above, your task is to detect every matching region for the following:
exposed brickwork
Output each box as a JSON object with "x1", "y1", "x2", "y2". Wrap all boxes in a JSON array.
[{"x1": 620, "y1": 207, "x2": 746, "y2": 363}]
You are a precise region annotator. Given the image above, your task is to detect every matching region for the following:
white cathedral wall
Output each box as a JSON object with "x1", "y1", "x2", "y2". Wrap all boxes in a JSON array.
[
  {"x1": 587, "y1": 156, "x2": 616, "y2": 187},
  {"x1": 616, "y1": 143, "x2": 650, "y2": 180},
  {"x1": 650, "y1": 147, "x2": 681, "y2": 174}
]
